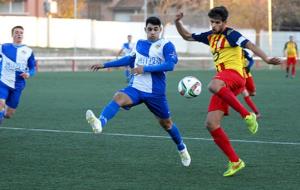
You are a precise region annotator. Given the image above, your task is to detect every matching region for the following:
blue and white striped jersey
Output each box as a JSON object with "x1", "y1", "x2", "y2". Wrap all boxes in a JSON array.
[
  {"x1": 129, "y1": 39, "x2": 178, "y2": 95},
  {"x1": 0, "y1": 43, "x2": 36, "y2": 89}
]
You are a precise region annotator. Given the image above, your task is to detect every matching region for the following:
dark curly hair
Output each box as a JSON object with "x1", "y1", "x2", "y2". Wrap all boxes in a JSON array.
[
  {"x1": 208, "y1": 6, "x2": 228, "y2": 21},
  {"x1": 145, "y1": 16, "x2": 162, "y2": 27}
]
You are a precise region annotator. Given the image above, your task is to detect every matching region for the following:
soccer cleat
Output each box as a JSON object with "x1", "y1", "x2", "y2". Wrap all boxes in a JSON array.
[
  {"x1": 179, "y1": 146, "x2": 191, "y2": 167},
  {"x1": 86, "y1": 110, "x2": 102, "y2": 133},
  {"x1": 244, "y1": 112, "x2": 258, "y2": 134},
  {"x1": 223, "y1": 159, "x2": 245, "y2": 177}
]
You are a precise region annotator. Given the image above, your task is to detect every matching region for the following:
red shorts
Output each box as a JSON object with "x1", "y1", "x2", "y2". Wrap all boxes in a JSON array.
[
  {"x1": 287, "y1": 57, "x2": 297, "y2": 66},
  {"x1": 245, "y1": 75, "x2": 256, "y2": 94},
  {"x1": 208, "y1": 69, "x2": 246, "y2": 115}
]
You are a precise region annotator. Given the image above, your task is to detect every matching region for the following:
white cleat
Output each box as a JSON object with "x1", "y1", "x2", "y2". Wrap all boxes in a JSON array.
[
  {"x1": 86, "y1": 110, "x2": 102, "y2": 134},
  {"x1": 179, "y1": 147, "x2": 191, "y2": 167}
]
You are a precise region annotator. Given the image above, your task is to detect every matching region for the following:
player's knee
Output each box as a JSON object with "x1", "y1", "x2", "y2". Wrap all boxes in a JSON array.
[
  {"x1": 205, "y1": 120, "x2": 219, "y2": 131},
  {"x1": 0, "y1": 100, "x2": 5, "y2": 110},
  {"x1": 208, "y1": 80, "x2": 225, "y2": 93},
  {"x1": 5, "y1": 113, "x2": 13, "y2": 119},
  {"x1": 5, "y1": 109, "x2": 15, "y2": 118},
  {"x1": 159, "y1": 119, "x2": 173, "y2": 130},
  {"x1": 113, "y1": 92, "x2": 130, "y2": 106}
]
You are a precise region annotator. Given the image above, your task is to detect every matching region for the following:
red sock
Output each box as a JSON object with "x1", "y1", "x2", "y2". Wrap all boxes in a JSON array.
[
  {"x1": 244, "y1": 96, "x2": 259, "y2": 114},
  {"x1": 292, "y1": 65, "x2": 296, "y2": 76},
  {"x1": 216, "y1": 87, "x2": 249, "y2": 118},
  {"x1": 210, "y1": 127, "x2": 239, "y2": 162}
]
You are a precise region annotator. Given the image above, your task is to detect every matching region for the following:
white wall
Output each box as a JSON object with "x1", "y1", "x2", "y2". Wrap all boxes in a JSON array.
[{"x1": 0, "y1": 16, "x2": 298, "y2": 56}]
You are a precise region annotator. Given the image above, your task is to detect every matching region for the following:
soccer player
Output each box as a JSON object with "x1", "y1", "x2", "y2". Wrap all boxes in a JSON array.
[
  {"x1": 283, "y1": 35, "x2": 298, "y2": 78},
  {"x1": 175, "y1": 6, "x2": 282, "y2": 176},
  {"x1": 86, "y1": 16, "x2": 191, "y2": 167},
  {"x1": 0, "y1": 25, "x2": 36, "y2": 123},
  {"x1": 241, "y1": 49, "x2": 260, "y2": 118},
  {"x1": 116, "y1": 34, "x2": 134, "y2": 83}
]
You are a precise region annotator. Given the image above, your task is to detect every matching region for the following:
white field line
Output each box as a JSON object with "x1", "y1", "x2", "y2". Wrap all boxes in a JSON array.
[{"x1": 1, "y1": 126, "x2": 300, "y2": 146}]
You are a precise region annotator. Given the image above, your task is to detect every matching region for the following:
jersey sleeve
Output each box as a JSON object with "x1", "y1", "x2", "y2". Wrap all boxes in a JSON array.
[
  {"x1": 192, "y1": 31, "x2": 211, "y2": 45},
  {"x1": 243, "y1": 49, "x2": 254, "y2": 69},
  {"x1": 284, "y1": 42, "x2": 288, "y2": 50},
  {"x1": 143, "y1": 41, "x2": 177, "y2": 72},
  {"x1": 104, "y1": 55, "x2": 135, "y2": 68},
  {"x1": 226, "y1": 29, "x2": 249, "y2": 48},
  {"x1": 27, "y1": 52, "x2": 36, "y2": 76},
  {"x1": 163, "y1": 41, "x2": 178, "y2": 65}
]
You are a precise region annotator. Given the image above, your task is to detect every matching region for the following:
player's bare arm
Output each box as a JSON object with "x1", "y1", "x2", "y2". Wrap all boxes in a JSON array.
[
  {"x1": 174, "y1": 12, "x2": 195, "y2": 41},
  {"x1": 245, "y1": 41, "x2": 283, "y2": 65},
  {"x1": 90, "y1": 63, "x2": 104, "y2": 71}
]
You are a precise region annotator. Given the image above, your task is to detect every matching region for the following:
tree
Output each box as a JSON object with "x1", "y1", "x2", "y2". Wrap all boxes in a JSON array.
[
  {"x1": 55, "y1": 0, "x2": 86, "y2": 18},
  {"x1": 272, "y1": 0, "x2": 300, "y2": 31},
  {"x1": 149, "y1": 0, "x2": 209, "y2": 36},
  {"x1": 226, "y1": 0, "x2": 268, "y2": 46}
]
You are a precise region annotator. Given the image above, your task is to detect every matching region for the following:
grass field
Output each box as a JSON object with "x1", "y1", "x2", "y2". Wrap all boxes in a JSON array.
[{"x1": 0, "y1": 70, "x2": 299, "y2": 190}]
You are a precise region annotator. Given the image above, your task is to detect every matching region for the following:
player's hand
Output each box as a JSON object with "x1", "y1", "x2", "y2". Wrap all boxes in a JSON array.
[
  {"x1": 131, "y1": 66, "x2": 144, "y2": 75},
  {"x1": 20, "y1": 72, "x2": 30, "y2": 79},
  {"x1": 266, "y1": 57, "x2": 283, "y2": 65},
  {"x1": 175, "y1": 12, "x2": 184, "y2": 22},
  {"x1": 90, "y1": 64, "x2": 104, "y2": 71}
]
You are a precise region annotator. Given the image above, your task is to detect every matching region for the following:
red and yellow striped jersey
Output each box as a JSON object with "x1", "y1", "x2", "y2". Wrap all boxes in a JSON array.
[
  {"x1": 192, "y1": 27, "x2": 249, "y2": 77},
  {"x1": 284, "y1": 41, "x2": 297, "y2": 57}
]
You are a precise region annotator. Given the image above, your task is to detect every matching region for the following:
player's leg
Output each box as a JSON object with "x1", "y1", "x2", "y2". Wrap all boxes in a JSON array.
[
  {"x1": 86, "y1": 86, "x2": 137, "y2": 133},
  {"x1": 4, "y1": 86, "x2": 23, "y2": 120},
  {"x1": 0, "y1": 82, "x2": 10, "y2": 123},
  {"x1": 286, "y1": 59, "x2": 291, "y2": 78},
  {"x1": 124, "y1": 67, "x2": 131, "y2": 83},
  {"x1": 205, "y1": 108, "x2": 245, "y2": 176},
  {"x1": 291, "y1": 59, "x2": 296, "y2": 78},
  {"x1": 208, "y1": 71, "x2": 258, "y2": 134},
  {"x1": 0, "y1": 99, "x2": 6, "y2": 123},
  {"x1": 243, "y1": 76, "x2": 260, "y2": 117},
  {"x1": 242, "y1": 89, "x2": 260, "y2": 118},
  {"x1": 208, "y1": 72, "x2": 249, "y2": 118},
  {"x1": 144, "y1": 94, "x2": 191, "y2": 166},
  {"x1": 159, "y1": 118, "x2": 191, "y2": 167}
]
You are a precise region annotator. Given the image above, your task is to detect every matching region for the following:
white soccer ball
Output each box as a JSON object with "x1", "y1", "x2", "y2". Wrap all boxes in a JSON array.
[{"x1": 178, "y1": 76, "x2": 202, "y2": 98}]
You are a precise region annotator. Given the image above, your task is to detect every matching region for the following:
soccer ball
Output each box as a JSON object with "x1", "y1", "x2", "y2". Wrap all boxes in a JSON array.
[{"x1": 178, "y1": 76, "x2": 202, "y2": 98}]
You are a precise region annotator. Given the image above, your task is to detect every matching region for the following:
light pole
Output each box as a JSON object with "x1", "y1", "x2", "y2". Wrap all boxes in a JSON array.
[
  {"x1": 73, "y1": 0, "x2": 77, "y2": 56},
  {"x1": 144, "y1": 0, "x2": 147, "y2": 21},
  {"x1": 210, "y1": 0, "x2": 214, "y2": 9},
  {"x1": 268, "y1": 0, "x2": 272, "y2": 55}
]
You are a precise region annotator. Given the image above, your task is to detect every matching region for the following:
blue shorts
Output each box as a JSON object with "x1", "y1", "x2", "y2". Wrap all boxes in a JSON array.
[
  {"x1": 119, "y1": 86, "x2": 171, "y2": 119},
  {"x1": 0, "y1": 81, "x2": 25, "y2": 109}
]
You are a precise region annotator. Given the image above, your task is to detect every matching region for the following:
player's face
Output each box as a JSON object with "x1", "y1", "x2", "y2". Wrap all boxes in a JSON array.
[
  {"x1": 145, "y1": 24, "x2": 161, "y2": 41},
  {"x1": 127, "y1": 35, "x2": 132, "y2": 42},
  {"x1": 12, "y1": 28, "x2": 24, "y2": 44},
  {"x1": 210, "y1": 18, "x2": 226, "y2": 34}
]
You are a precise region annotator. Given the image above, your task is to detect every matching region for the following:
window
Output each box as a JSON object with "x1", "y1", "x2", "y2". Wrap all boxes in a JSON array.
[
  {"x1": 114, "y1": 12, "x2": 131, "y2": 22},
  {"x1": 0, "y1": 0, "x2": 25, "y2": 14}
]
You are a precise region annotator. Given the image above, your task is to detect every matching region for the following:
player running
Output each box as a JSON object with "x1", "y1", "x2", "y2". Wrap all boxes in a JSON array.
[
  {"x1": 0, "y1": 25, "x2": 36, "y2": 124},
  {"x1": 283, "y1": 35, "x2": 298, "y2": 78},
  {"x1": 116, "y1": 34, "x2": 134, "y2": 83},
  {"x1": 175, "y1": 6, "x2": 282, "y2": 176},
  {"x1": 86, "y1": 16, "x2": 191, "y2": 167}
]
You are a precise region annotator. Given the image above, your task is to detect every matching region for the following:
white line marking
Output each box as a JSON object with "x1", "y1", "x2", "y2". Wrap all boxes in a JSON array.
[{"x1": 1, "y1": 126, "x2": 300, "y2": 146}]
